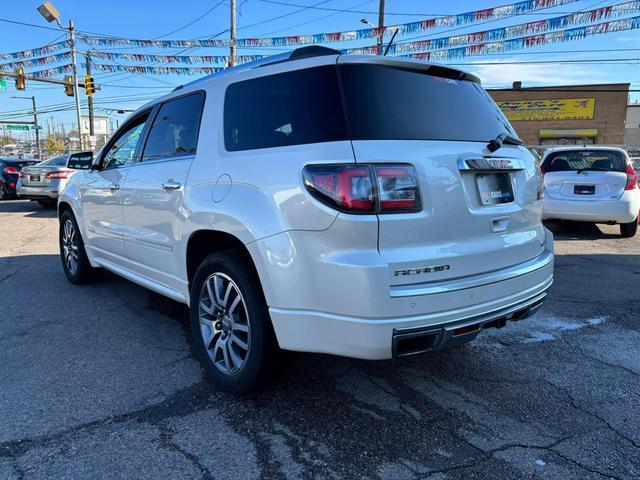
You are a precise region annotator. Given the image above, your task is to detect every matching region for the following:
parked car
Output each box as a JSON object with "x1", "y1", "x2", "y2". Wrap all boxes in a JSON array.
[
  {"x1": 17, "y1": 152, "x2": 93, "y2": 207},
  {"x1": 0, "y1": 157, "x2": 39, "y2": 200},
  {"x1": 58, "y1": 47, "x2": 554, "y2": 393},
  {"x1": 541, "y1": 147, "x2": 639, "y2": 237},
  {"x1": 631, "y1": 157, "x2": 640, "y2": 173}
]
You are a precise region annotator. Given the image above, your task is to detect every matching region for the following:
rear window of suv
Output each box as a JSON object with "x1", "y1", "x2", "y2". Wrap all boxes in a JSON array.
[
  {"x1": 223, "y1": 63, "x2": 516, "y2": 151},
  {"x1": 543, "y1": 150, "x2": 626, "y2": 172},
  {"x1": 338, "y1": 63, "x2": 516, "y2": 143}
]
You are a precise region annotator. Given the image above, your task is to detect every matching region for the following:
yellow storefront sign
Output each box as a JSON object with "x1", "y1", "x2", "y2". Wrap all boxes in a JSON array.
[{"x1": 496, "y1": 98, "x2": 596, "y2": 121}]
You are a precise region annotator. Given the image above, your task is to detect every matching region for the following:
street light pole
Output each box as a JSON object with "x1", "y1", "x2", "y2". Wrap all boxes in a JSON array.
[
  {"x1": 11, "y1": 95, "x2": 42, "y2": 159},
  {"x1": 36, "y1": 3, "x2": 84, "y2": 150}
]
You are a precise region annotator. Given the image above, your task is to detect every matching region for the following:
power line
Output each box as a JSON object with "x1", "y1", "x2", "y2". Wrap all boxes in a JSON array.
[
  {"x1": 253, "y1": 0, "x2": 586, "y2": 16},
  {"x1": 151, "y1": 0, "x2": 227, "y2": 39},
  {"x1": 256, "y1": 0, "x2": 374, "y2": 36},
  {"x1": 238, "y1": 0, "x2": 335, "y2": 31},
  {"x1": 0, "y1": 17, "x2": 62, "y2": 31}
]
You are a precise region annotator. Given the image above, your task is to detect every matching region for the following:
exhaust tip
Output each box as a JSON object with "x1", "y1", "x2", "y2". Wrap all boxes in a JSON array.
[{"x1": 393, "y1": 330, "x2": 439, "y2": 358}]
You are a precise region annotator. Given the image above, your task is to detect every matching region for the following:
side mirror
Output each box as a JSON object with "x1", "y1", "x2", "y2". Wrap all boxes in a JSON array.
[{"x1": 68, "y1": 151, "x2": 94, "y2": 170}]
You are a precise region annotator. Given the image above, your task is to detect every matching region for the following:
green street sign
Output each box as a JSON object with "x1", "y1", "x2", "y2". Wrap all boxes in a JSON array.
[
  {"x1": 31, "y1": 125, "x2": 42, "y2": 130},
  {"x1": 0, "y1": 79, "x2": 6, "y2": 91},
  {"x1": 6, "y1": 124, "x2": 29, "y2": 131}
]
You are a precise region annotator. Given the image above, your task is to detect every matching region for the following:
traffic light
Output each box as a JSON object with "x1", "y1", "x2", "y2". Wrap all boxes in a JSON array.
[
  {"x1": 63, "y1": 76, "x2": 73, "y2": 96},
  {"x1": 14, "y1": 68, "x2": 25, "y2": 90},
  {"x1": 84, "y1": 74, "x2": 95, "y2": 96}
]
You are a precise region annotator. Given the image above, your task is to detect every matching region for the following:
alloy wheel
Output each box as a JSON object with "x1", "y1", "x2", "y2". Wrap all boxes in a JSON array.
[
  {"x1": 62, "y1": 219, "x2": 79, "y2": 275},
  {"x1": 198, "y1": 272, "x2": 251, "y2": 375}
]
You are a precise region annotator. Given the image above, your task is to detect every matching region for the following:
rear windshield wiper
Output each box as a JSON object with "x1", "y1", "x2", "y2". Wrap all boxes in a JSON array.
[
  {"x1": 487, "y1": 132, "x2": 523, "y2": 152},
  {"x1": 576, "y1": 167, "x2": 609, "y2": 174}
]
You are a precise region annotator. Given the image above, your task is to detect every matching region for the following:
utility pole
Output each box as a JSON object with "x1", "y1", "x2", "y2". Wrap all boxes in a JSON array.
[
  {"x1": 68, "y1": 19, "x2": 84, "y2": 150},
  {"x1": 377, "y1": 0, "x2": 385, "y2": 55},
  {"x1": 229, "y1": 0, "x2": 236, "y2": 68},
  {"x1": 85, "y1": 54, "x2": 95, "y2": 138},
  {"x1": 31, "y1": 96, "x2": 41, "y2": 160}
]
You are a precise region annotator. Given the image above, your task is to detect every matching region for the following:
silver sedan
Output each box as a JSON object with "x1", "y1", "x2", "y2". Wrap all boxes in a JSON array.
[{"x1": 17, "y1": 152, "x2": 93, "y2": 207}]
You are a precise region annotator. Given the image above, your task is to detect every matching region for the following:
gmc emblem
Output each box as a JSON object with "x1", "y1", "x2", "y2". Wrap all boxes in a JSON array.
[{"x1": 394, "y1": 265, "x2": 451, "y2": 276}]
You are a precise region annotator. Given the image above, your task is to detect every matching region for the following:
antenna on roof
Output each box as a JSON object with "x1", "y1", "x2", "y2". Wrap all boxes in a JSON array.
[{"x1": 383, "y1": 27, "x2": 399, "y2": 56}]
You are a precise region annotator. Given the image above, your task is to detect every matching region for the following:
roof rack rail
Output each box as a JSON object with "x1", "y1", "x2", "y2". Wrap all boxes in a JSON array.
[{"x1": 258, "y1": 46, "x2": 341, "y2": 67}]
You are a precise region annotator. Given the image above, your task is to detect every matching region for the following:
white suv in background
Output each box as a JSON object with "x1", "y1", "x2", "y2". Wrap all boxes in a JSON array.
[
  {"x1": 541, "y1": 147, "x2": 639, "y2": 237},
  {"x1": 58, "y1": 47, "x2": 554, "y2": 393}
]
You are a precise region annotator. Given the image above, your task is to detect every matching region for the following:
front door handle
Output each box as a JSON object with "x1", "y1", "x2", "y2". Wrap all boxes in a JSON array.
[
  {"x1": 162, "y1": 180, "x2": 181, "y2": 191},
  {"x1": 109, "y1": 183, "x2": 120, "y2": 191}
]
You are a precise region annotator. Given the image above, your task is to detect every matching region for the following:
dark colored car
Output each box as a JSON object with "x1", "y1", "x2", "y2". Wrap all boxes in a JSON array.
[{"x1": 0, "y1": 157, "x2": 39, "y2": 200}]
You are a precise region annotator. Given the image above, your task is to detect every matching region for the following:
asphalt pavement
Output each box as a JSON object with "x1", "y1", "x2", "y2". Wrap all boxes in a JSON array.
[{"x1": 1, "y1": 199, "x2": 639, "y2": 479}]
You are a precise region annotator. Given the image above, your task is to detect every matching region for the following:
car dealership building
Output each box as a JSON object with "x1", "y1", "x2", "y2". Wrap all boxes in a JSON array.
[{"x1": 488, "y1": 82, "x2": 630, "y2": 146}]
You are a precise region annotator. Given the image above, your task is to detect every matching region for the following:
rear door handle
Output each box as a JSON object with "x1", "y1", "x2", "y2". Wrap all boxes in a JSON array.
[
  {"x1": 162, "y1": 180, "x2": 181, "y2": 191},
  {"x1": 109, "y1": 183, "x2": 120, "y2": 191}
]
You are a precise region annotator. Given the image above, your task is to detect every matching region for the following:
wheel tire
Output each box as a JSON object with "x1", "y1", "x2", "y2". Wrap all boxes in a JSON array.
[
  {"x1": 620, "y1": 217, "x2": 638, "y2": 238},
  {"x1": 37, "y1": 199, "x2": 56, "y2": 208},
  {"x1": 190, "y1": 252, "x2": 279, "y2": 394},
  {"x1": 59, "y1": 210, "x2": 97, "y2": 284}
]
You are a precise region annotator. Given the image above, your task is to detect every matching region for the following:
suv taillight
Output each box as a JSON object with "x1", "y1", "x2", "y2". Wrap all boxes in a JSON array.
[
  {"x1": 303, "y1": 164, "x2": 421, "y2": 214},
  {"x1": 45, "y1": 170, "x2": 69, "y2": 179},
  {"x1": 3, "y1": 166, "x2": 18, "y2": 175},
  {"x1": 625, "y1": 164, "x2": 637, "y2": 190}
]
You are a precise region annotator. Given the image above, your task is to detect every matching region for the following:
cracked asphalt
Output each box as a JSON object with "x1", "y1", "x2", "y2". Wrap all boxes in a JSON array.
[{"x1": 1, "y1": 199, "x2": 639, "y2": 479}]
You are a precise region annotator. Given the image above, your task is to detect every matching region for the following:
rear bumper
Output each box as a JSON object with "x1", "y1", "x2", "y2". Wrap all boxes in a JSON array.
[
  {"x1": 16, "y1": 184, "x2": 59, "y2": 200},
  {"x1": 542, "y1": 191, "x2": 640, "y2": 223},
  {"x1": 268, "y1": 247, "x2": 554, "y2": 360}
]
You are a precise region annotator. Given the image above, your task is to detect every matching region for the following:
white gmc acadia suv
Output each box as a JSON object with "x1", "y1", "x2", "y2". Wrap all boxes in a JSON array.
[{"x1": 58, "y1": 47, "x2": 554, "y2": 393}]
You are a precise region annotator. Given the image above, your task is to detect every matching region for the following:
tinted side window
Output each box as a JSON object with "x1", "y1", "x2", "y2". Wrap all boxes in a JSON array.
[
  {"x1": 102, "y1": 113, "x2": 149, "y2": 169},
  {"x1": 141, "y1": 92, "x2": 204, "y2": 161},
  {"x1": 224, "y1": 66, "x2": 347, "y2": 151}
]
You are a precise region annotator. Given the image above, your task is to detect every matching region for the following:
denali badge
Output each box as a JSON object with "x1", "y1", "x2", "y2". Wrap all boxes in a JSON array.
[{"x1": 394, "y1": 265, "x2": 450, "y2": 276}]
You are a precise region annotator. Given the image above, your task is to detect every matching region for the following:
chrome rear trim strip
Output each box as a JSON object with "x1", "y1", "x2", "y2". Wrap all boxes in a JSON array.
[{"x1": 390, "y1": 249, "x2": 553, "y2": 298}]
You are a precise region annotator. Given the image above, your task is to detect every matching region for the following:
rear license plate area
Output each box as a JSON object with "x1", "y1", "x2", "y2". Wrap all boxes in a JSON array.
[
  {"x1": 29, "y1": 175, "x2": 41, "y2": 182},
  {"x1": 476, "y1": 173, "x2": 514, "y2": 205},
  {"x1": 574, "y1": 184, "x2": 595, "y2": 195}
]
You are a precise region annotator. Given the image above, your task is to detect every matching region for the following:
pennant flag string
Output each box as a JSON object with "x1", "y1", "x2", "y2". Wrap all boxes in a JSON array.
[
  {"x1": 78, "y1": 0, "x2": 579, "y2": 49},
  {"x1": 349, "y1": 0, "x2": 640, "y2": 55},
  {"x1": 2, "y1": 0, "x2": 635, "y2": 73},
  {"x1": 84, "y1": 51, "x2": 265, "y2": 65},
  {"x1": 400, "y1": 15, "x2": 640, "y2": 61},
  {"x1": 12, "y1": 15, "x2": 640, "y2": 78},
  {"x1": 0, "y1": 41, "x2": 70, "y2": 61},
  {"x1": 87, "y1": 63, "x2": 225, "y2": 76},
  {"x1": 0, "y1": 51, "x2": 71, "y2": 70}
]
